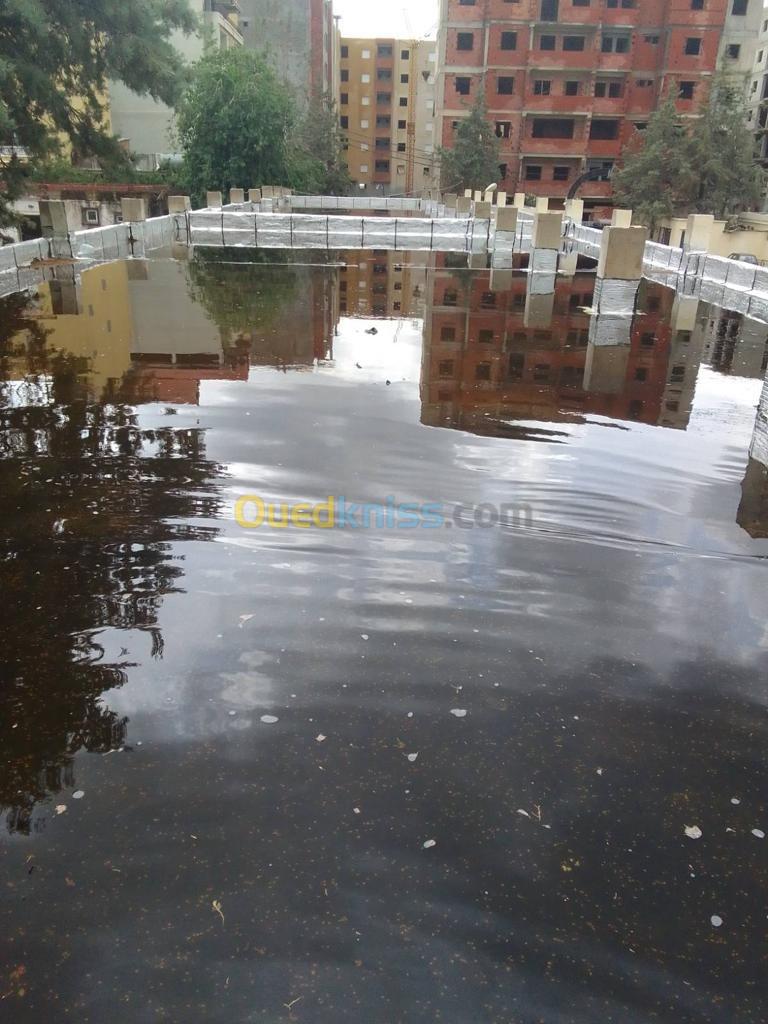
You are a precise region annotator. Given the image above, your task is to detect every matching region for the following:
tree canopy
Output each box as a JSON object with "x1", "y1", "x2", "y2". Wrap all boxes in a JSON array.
[
  {"x1": 0, "y1": 0, "x2": 196, "y2": 223},
  {"x1": 438, "y1": 95, "x2": 502, "y2": 194},
  {"x1": 613, "y1": 82, "x2": 764, "y2": 231}
]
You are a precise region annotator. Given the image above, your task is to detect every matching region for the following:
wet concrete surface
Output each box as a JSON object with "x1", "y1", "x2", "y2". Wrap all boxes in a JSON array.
[{"x1": 1, "y1": 253, "x2": 767, "y2": 1022}]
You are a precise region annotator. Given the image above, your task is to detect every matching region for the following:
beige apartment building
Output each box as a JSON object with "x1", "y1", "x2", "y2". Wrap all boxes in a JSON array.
[{"x1": 339, "y1": 38, "x2": 438, "y2": 195}]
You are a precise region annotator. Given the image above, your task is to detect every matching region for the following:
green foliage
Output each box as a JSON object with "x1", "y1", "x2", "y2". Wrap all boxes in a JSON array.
[
  {"x1": 614, "y1": 83, "x2": 765, "y2": 230},
  {"x1": 292, "y1": 93, "x2": 353, "y2": 195},
  {"x1": 176, "y1": 49, "x2": 296, "y2": 204},
  {"x1": 612, "y1": 97, "x2": 695, "y2": 232},
  {"x1": 0, "y1": 0, "x2": 196, "y2": 223},
  {"x1": 438, "y1": 95, "x2": 501, "y2": 193}
]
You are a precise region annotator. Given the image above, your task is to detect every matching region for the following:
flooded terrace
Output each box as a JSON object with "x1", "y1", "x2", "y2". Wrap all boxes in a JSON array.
[{"x1": 0, "y1": 243, "x2": 767, "y2": 1023}]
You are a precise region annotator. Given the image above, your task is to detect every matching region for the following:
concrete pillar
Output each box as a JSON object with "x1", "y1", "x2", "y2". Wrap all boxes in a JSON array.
[
  {"x1": 683, "y1": 213, "x2": 714, "y2": 252},
  {"x1": 464, "y1": 189, "x2": 473, "y2": 198},
  {"x1": 444, "y1": 193, "x2": 458, "y2": 209},
  {"x1": 495, "y1": 207, "x2": 519, "y2": 233},
  {"x1": 558, "y1": 251, "x2": 579, "y2": 277},
  {"x1": 583, "y1": 345, "x2": 631, "y2": 394},
  {"x1": 168, "y1": 195, "x2": 191, "y2": 214},
  {"x1": 535, "y1": 197, "x2": 549, "y2": 212},
  {"x1": 496, "y1": 190, "x2": 507, "y2": 207},
  {"x1": 39, "y1": 200, "x2": 70, "y2": 238},
  {"x1": 597, "y1": 226, "x2": 649, "y2": 280},
  {"x1": 484, "y1": 188, "x2": 496, "y2": 203},
  {"x1": 473, "y1": 190, "x2": 483, "y2": 202},
  {"x1": 230, "y1": 188, "x2": 245, "y2": 205},
  {"x1": 524, "y1": 287, "x2": 556, "y2": 328},
  {"x1": 611, "y1": 208, "x2": 633, "y2": 228},
  {"x1": 531, "y1": 211, "x2": 563, "y2": 251},
  {"x1": 120, "y1": 197, "x2": 147, "y2": 222},
  {"x1": 206, "y1": 191, "x2": 223, "y2": 208},
  {"x1": 564, "y1": 198, "x2": 584, "y2": 223},
  {"x1": 248, "y1": 188, "x2": 262, "y2": 203},
  {"x1": 513, "y1": 192, "x2": 527, "y2": 209},
  {"x1": 474, "y1": 201, "x2": 492, "y2": 219},
  {"x1": 456, "y1": 197, "x2": 472, "y2": 216}
]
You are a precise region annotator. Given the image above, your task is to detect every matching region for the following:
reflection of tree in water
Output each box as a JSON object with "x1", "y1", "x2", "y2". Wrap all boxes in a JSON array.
[
  {"x1": 186, "y1": 247, "x2": 301, "y2": 346},
  {"x1": 0, "y1": 296, "x2": 225, "y2": 833}
]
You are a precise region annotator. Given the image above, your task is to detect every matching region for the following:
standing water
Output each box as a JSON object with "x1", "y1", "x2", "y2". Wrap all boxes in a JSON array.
[{"x1": 0, "y1": 249, "x2": 766, "y2": 1022}]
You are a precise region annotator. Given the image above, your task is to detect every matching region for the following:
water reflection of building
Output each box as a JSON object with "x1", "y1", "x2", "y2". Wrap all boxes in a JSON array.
[
  {"x1": 738, "y1": 377, "x2": 768, "y2": 538},
  {"x1": 700, "y1": 306, "x2": 768, "y2": 380},
  {"x1": 421, "y1": 255, "x2": 704, "y2": 436},
  {"x1": 339, "y1": 251, "x2": 428, "y2": 318}
]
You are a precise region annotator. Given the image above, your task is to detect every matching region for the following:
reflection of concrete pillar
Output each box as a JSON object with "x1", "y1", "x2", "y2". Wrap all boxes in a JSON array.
[
  {"x1": 584, "y1": 344, "x2": 631, "y2": 393},
  {"x1": 513, "y1": 192, "x2": 526, "y2": 209},
  {"x1": 532, "y1": 211, "x2": 563, "y2": 251},
  {"x1": 524, "y1": 271, "x2": 556, "y2": 327},
  {"x1": 206, "y1": 191, "x2": 223, "y2": 208},
  {"x1": 444, "y1": 193, "x2": 458, "y2": 209},
  {"x1": 121, "y1": 197, "x2": 147, "y2": 222},
  {"x1": 611, "y1": 209, "x2": 633, "y2": 228},
  {"x1": 597, "y1": 226, "x2": 648, "y2": 280},
  {"x1": 469, "y1": 253, "x2": 487, "y2": 269},
  {"x1": 249, "y1": 188, "x2": 262, "y2": 203},
  {"x1": 474, "y1": 201, "x2": 492, "y2": 219},
  {"x1": 490, "y1": 268, "x2": 514, "y2": 291},
  {"x1": 684, "y1": 214, "x2": 714, "y2": 252},
  {"x1": 535, "y1": 197, "x2": 549, "y2": 212},
  {"x1": 168, "y1": 196, "x2": 191, "y2": 213},
  {"x1": 230, "y1": 188, "x2": 245, "y2": 204},
  {"x1": 558, "y1": 251, "x2": 579, "y2": 277},
  {"x1": 456, "y1": 197, "x2": 472, "y2": 216},
  {"x1": 564, "y1": 198, "x2": 584, "y2": 223},
  {"x1": 39, "y1": 200, "x2": 69, "y2": 238},
  {"x1": 738, "y1": 378, "x2": 768, "y2": 536}
]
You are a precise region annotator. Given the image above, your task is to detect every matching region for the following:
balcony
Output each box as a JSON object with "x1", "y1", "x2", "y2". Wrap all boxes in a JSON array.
[{"x1": 204, "y1": 0, "x2": 240, "y2": 13}]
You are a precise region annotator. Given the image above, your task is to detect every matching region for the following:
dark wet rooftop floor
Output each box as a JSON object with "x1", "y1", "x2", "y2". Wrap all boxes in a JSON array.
[{"x1": 1, "y1": 250, "x2": 767, "y2": 1022}]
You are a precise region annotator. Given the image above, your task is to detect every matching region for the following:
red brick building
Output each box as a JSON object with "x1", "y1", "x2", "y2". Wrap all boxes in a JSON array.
[{"x1": 436, "y1": 0, "x2": 734, "y2": 215}]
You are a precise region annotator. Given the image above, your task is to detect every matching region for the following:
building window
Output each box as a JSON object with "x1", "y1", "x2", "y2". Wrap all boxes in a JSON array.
[
  {"x1": 455, "y1": 77, "x2": 471, "y2": 95},
  {"x1": 553, "y1": 166, "x2": 571, "y2": 181},
  {"x1": 685, "y1": 38, "x2": 702, "y2": 55},
  {"x1": 565, "y1": 80, "x2": 580, "y2": 95},
  {"x1": 498, "y1": 76, "x2": 515, "y2": 94},
  {"x1": 341, "y1": 69, "x2": 349, "y2": 82},
  {"x1": 82, "y1": 208, "x2": 100, "y2": 226},
  {"x1": 644, "y1": 35, "x2": 660, "y2": 44},
  {"x1": 457, "y1": 32, "x2": 474, "y2": 51},
  {"x1": 397, "y1": 142, "x2": 406, "y2": 152},
  {"x1": 374, "y1": 160, "x2": 390, "y2": 172},
  {"x1": 509, "y1": 354, "x2": 524, "y2": 380},
  {"x1": 525, "y1": 165, "x2": 542, "y2": 180},
  {"x1": 691, "y1": 0, "x2": 704, "y2": 8},
  {"x1": 400, "y1": 96, "x2": 409, "y2": 105},
  {"x1": 595, "y1": 80, "x2": 623, "y2": 97},
  {"x1": 375, "y1": 137, "x2": 390, "y2": 149},
  {"x1": 679, "y1": 80, "x2": 696, "y2": 99},
  {"x1": 602, "y1": 34, "x2": 631, "y2": 53},
  {"x1": 732, "y1": 0, "x2": 748, "y2": 13},
  {"x1": 532, "y1": 117, "x2": 574, "y2": 138},
  {"x1": 398, "y1": 119, "x2": 407, "y2": 129},
  {"x1": 563, "y1": 36, "x2": 586, "y2": 51},
  {"x1": 401, "y1": 73, "x2": 409, "y2": 83},
  {"x1": 377, "y1": 68, "x2": 392, "y2": 80},
  {"x1": 500, "y1": 31, "x2": 517, "y2": 50},
  {"x1": 378, "y1": 44, "x2": 393, "y2": 57},
  {"x1": 340, "y1": 115, "x2": 349, "y2": 128},
  {"x1": 377, "y1": 93, "x2": 391, "y2": 104},
  {"x1": 341, "y1": 93, "x2": 348, "y2": 104},
  {"x1": 360, "y1": 164, "x2": 369, "y2": 173},
  {"x1": 362, "y1": 73, "x2": 371, "y2": 83},
  {"x1": 362, "y1": 49, "x2": 371, "y2": 59},
  {"x1": 341, "y1": 45, "x2": 349, "y2": 58},
  {"x1": 495, "y1": 121, "x2": 512, "y2": 138},
  {"x1": 401, "y1": 49, "x2": 410, "y2": 59},
  {"x1": 376, "y1": 114, "x2": 391, "y2": 127},
  {"x1": 726, "y1": 44, "x2": 741, "y2": 59},
  {"x1": 441, "y1": 326, "x2": 456, "y2": 341},
  {"x1": 589, "y1": 119, "x2": 619, "y2": 139},
  {"x1": 439, "y1": 360, "x2": 455, "y2": 377},
  {"x1": 533, "y1": 79, "x2": 552, "y2": 95},
  {"x1": 540, "y1": 34, "x2": 556, "y2": 50},
  {"x1": 475, "y1": 362, "x2": 492, "y2": 381}
]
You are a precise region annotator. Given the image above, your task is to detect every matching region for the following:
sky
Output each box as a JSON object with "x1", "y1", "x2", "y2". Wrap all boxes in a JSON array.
[{"x1": 332, "y1": 0, "x2": 439, "y2": 40}]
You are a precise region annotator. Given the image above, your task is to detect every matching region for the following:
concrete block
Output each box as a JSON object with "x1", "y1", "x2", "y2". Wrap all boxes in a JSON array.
[
  {"x1": 484, "y1": 188, "x2": 496, "y2": 203},
  {"x1": 584, "y1": 343, "x2": 631, "y2": 392},
  {"x1": 495, "y1": 207, "x2": 519, "y2": 233},
  {"x1": 535, "y1": 197, "x2": 550, "y2": 212},
  {"x1": 532, "y1": 211, "x2": 563, "y2": 251},
  {"x1": 444, "y1": 193, "x2": 458, "y2": 209},
  {"x1": 456, "y1": 197, "x2": 472, "y2": 215},
  {"x1": 611, "y1": 208, "x2": 633, "y2": 228},
  {"x1": 490, "y1": 268, "x2": 514, "y2": 291},
  {"x1": 120, "y1": 197, "x2": 147, "y2": 222},
  {"x1": 206, "y1": 191, "x2": 223, "y2": 208},
  {"x1": 168, "y1": 195, "x2": 191, "y2": 214},
  {"x1": 474, "y1": 201, "x2": 492, "y2": 219},
  {"x1": 684, "y1": 213, "x2": 714, "y2": 252},
  {"x1": 597, "y1": 226, "x2": 649, "y2": 280},
  {"x1": 496, "y1": 191, "x2": 507, "y2": 207},
  {"x1": 248, "y1": 188, "x2": 262, "y2": 203},
  {"x1": 464, "y1": 189, "x2": 473, "y2": 198},
  {"x1": 564, "y1": 198, "x2": 584, "y2": 222},
  {"x1": 473, "y1": 190, "x2": 483, "y2": 202},
  {"x1": 230, "y1": 188, "x2": 245, "y2": 204},
  {"x1": 524, "y1": 290, "x2": 555, "y2": 328},
  {"x1": 513, "y1": 192, "x2": 527, "y2": 209},
  {"x1": 39, "y1": 200, "x2": 69, "y2": 238},
  {"x1": 558, "y1": 252, "x2": 579, "y2": 277},
  {"x1": 469, "y1": 253, "x2": 487, "y2": 269}
]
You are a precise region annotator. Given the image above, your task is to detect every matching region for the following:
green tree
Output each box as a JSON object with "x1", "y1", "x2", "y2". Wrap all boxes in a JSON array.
[
  {"x1": 612, "y1": 96, "x2": 696, "y2": 233},
  {"x1": 176, "y1": 49, "x2": 297, "y2": 203},
  {"x1": 292, "y1": 92, "x2": 352, "y2": 195},
  {"x1": 0, "y1": 0, "x2": 196, "y2": 224},
  {"x1": 438, "y1": 95, "x2": 501, "y2": 194},
  {"x1": 688, "y1": 80, "x2": 764, "y2": 219}
]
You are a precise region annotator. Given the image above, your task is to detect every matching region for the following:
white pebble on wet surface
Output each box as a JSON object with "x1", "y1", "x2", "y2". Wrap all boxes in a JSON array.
[
  {"x1": 711, "y1": 915, "x2": 723, "y2": 928},
  {"x1": 316, "y1": 734, "x2": 326, "y2": 742},
  {"x1": 260, "y1": 715, "x2": 279, "y2": 724},
  {"x1": 731, "y1": 798, "x2": 741, "y2": 805},
  {"x1": 423, "y1": 839, "x2": 436, "y2": 849},
  {"x1": 407, "y1": 753, "x2": 419, "y2": 763},
  {"x1": 360, "y1": 634, "x2": 369, "y2": 641},
  {"x1": 72, "y1": 791, "x2": 85, "y2": 800},
  {"x1": 752, "y1": 829, "x2": 765, "y2": 839},
  {"x1": 684, "y1": 826, "x2": 703, "y2": 840},
  {"x1": 450, "y1": 709, "x2": 467, "y2": 718}
]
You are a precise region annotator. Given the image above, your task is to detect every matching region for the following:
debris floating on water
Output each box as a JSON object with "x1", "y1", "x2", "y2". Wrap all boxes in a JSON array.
[
  {"x1": 407, "y1": 753, "x2": 419, "y2": 763},
  {"x1": 260, "y1": 715, "x2": 279, "y2": 724},
  {"x1": 316, "y1": 734, "x2": 327, "y2": 743},
  {"x1": 711, "y1": 915, "x2": 723, "y2": 928},
  {"x1": 752, "y1": 829, "x2": 765, "y2": 839},
  {"x1": 72, "y1": 791, "x2": 85, "y2": 800},
  {"x1": 55, "y1": 805, "x2": 67, "y2": 816},
  {"x1": 684, "y1": 825, "x2": 703, "y2": 840},
  {"x1": 423, "y1": 839, "x2": 436, "y2": 849},
  {"x1": 450, "y1": 709, "x2": 467, "y2": 718}
]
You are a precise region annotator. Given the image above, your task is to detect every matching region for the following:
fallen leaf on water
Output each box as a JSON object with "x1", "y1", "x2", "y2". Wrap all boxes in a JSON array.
[{"x1": 212, "y1": 900, "x2": 225, "y2": 926}]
